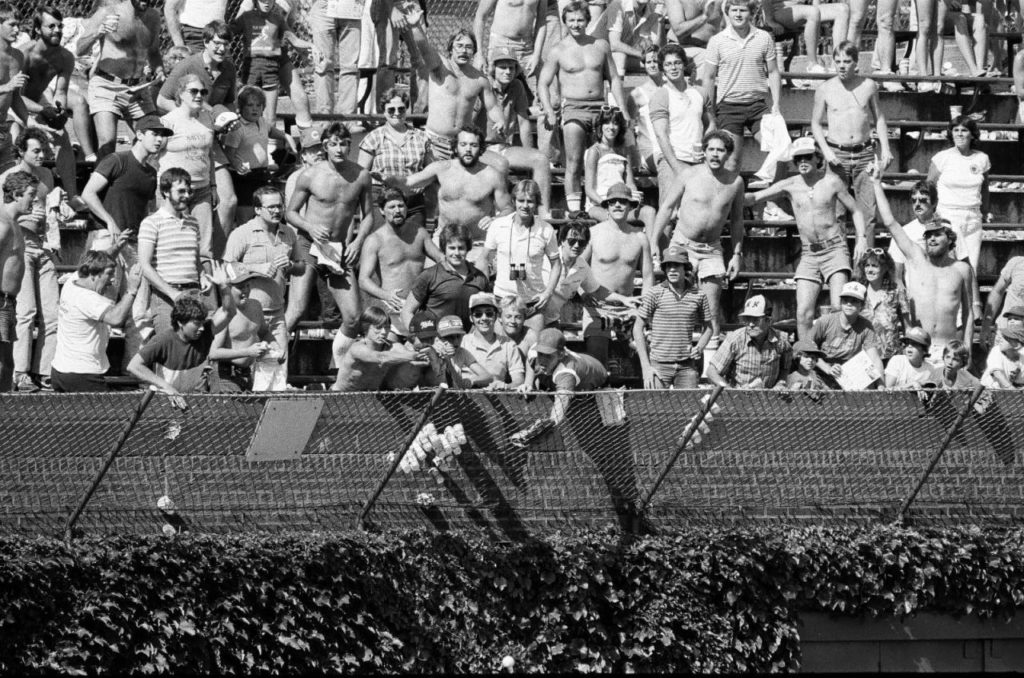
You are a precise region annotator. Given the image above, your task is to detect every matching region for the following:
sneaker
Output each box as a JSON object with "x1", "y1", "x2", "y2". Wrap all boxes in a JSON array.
[
  {"x1": 37, "y1": 377, "x2": 53, "y2": 392},
  {"x1": 14, "y1": 373, "x2": 39, "y2": 393}
]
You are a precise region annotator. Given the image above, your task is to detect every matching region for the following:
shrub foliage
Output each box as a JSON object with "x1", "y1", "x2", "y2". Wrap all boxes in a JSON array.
[{"x1": 1, "y1": 526, "x2": 1023, "y2": 674}]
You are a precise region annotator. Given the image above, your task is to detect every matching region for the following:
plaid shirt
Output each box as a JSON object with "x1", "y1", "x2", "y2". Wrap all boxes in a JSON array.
[
  {"x1": 359, "y1": 126, "x2": 429, "y2": 188},
  {"x1": 709, "y1": 327, "x2": 792, "y2": 388}
]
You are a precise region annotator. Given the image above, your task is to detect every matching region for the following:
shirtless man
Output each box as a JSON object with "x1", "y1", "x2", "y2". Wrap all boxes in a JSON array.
[
  {"x1": 404, "y1": 5, "x2": 506, "y2": 163},
  {"x1": 0, "y1": 4, "x2": 42, "y2": 173},
  {"x1": 665, "y1": 0, "x2": 723, "y2": 75},
  {"x1": 872, "y1": 168, "x2": 973, "y2": 365},
  {"x1": 209, "y1": 272, "x2": 280, "y2": 391},
  {"x1": 810, "y1": 41, "x2": 892, "y2": 239},
  {"x1": 472, "y1": 0, "x2": 547, "y2": 87},
  {"x1": 745, "y1": 137, "x2": 867, "y2": 339},
  {"x1": 0, "y1": 171, "x2": 37, "y2": 391},
  {"x1": 539, "y1": 1, "x2": 628, "y2": 214},
  {"x1": 650, "y1": 130, "x2": 744, "y2": 342},
  {"x1": 285, "y1": 121, "x2": 373, "y2": 363},
  {"x1": 18, "y1": 7, "x2": 83, "y2": 208},
  {"x1": 583, "y1": 182, "x2": 653, "y2": 362},
  {"x1": 358, "y1": 188, "x2": 445, "y2": 338},
  {"x1": 76, "y1": 0, "x2": 162, "y2": 158},
  {"x1": 333, "y1": 305, "x2": 426, "y2": 392},
  {"x1": 386, "y1": 126, "x2": 512, "y2": 260}
]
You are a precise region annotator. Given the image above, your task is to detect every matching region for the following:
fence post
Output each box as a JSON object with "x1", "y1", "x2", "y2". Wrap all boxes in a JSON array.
[
  {"x1": 896, "y1": 384, "x2": 986, "y2": 524},
  {"x1": 637, "y1": 385, "x2": 726, "y2": 515},
  {"x1": 356, "y1": 385, "x2": 447, "y2": 530},
  {"x1": 64, "y1": 390, "x2": 155, "y2": 542}
]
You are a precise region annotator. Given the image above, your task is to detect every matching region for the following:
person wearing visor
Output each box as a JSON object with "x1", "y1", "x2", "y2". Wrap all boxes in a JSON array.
[{"x1": 746, "y1": 136, "x2": 867, "y2": 339}]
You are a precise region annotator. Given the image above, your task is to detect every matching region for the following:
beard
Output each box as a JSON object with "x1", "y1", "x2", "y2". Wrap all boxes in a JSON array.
[{"x1": 458, "y1": 153, "x2": 479, "y2": 168}]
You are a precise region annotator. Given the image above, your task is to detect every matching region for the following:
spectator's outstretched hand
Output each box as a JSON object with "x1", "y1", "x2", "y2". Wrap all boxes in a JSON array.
[{"x1": 204, "y1": 261, "x2": 231, "y2": 289}]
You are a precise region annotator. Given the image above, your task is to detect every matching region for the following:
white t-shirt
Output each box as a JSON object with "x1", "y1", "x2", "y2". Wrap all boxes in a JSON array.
[
  {"x1": 981, "y1": 346, "x2": 1024, "y2": 389},
  {"x1": 647, "y1": 85, "x2": 705, "y2": 162},
  {"x1": 181, "y1": 0, "x2": 228, "y2": 29},
  {"x1": 546, "y1": 252, "x2": 602, "y2": 322},
  {"x1": 931, "y1": 147, "x2": 990, "y2": 210},
  {"x1": 884, "y1": 354, "x2": 936, "y2": 389},
  {"x1": 52, "y1": 280, "x2": 114, "y2": 375},
  {"x1": 485, "y1": 215, "x2": 559, "y2": 299}
]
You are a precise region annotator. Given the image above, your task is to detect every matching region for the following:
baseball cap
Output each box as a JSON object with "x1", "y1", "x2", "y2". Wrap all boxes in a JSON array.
[
  {"x1": 299, "y1": 126, "x2": 324, "y2": 150},
  {"x1": 489, "y1": 46, "x2": 518, "y2": 64},
  {"x1": 738, "y1": 295, "x2": 771, "y2": 319},
  {"x1": 409, "y1": 311, "x2": 439, "y2": 339},
  {"x1": 226, "y1": 263, "x2": 268, "y2": 285},
  {"x1": 792, "y1": 340, "x2": 825, "y2": 356},
  {"x1": 469, "y1": 292, "x2": 498, "y2": 310},
  {"x1": 790, "y1": 137, "x2": 819, "y2": 158},
  {"x1": 214, "y1": 111, "x2": 241, "y2": 129},
  {"x1": 437, "y1": 315, "x2": 466, "y2": 337},
  {"x1": 660, "y1": 245, "x2": 691, "y2": 269},
  {"x1": 1002, "y1": 305, "x2": 1024, "y2": 319},
  {"x1": 1002, "y1": 325, "x2": 1024, "y2": 344},
  {"x1": 839, "y1": 281, "x2": 867, "y2": 302},
  {"x1": 534, "y1": 327, "x2": 566, "y2": 355},
  {"x1": 601, "y1": 182, "x2": 637, "y2": 207},
  {"x1": 901, "y1": 326, "x2": 932, "y2": 349},
  {"x1": 135, "y1": 115, "x2": 174, "y2": 136},
  {"x1": 922, "y1": 217, "x2": 951, "y2": 233}
]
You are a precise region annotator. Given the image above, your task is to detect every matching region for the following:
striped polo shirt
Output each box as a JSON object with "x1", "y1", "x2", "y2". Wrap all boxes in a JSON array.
[
  {"x1": 704, "y1": 24, "x2": 775, "y2": 104},
  {"x1": 637, "y1": 282, "x2": 711, "y2": 362},
  {"x1": 138, "y1": 207, "x2": 201, "y2": 286}
]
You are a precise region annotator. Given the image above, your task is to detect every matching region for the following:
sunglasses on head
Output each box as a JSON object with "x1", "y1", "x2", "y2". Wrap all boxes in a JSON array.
[
  {"x1": 866, "y1": 247, "x2": 885, "y2": 256},
  {"x1": 471, "y1": 309, "x2": 496, "y2": 318},
  {"x1": 600, "y1": 105, "x2": 620, "y2": 115}
]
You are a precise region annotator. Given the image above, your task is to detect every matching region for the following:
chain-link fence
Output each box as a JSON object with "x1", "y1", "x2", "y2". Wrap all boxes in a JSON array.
[{"x1": 2, "y1": 387, "x2": 1023, "y2": 539}]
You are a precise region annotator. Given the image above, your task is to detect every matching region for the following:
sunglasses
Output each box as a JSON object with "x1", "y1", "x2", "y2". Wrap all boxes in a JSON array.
[
  {"x1": 910, "y1": 197, "x2": 932, "y2": 204},
  {"x1": 606, "y1": 198, "x2": 631, "y2": 206},
  {"x1": 261, "y1": 204, "x2": 283, "y2": 211},
  {"x1": 565, "y1": 238, "x2": 586, "y2": 246},
  {"x1": 186, "y1": 87, "x2": 209, "y2": 96},
  {"x1": 600, "y1": 105, "x2": 620, "y2": 115},
  {"x1": 866, "y1": 247, "x2": 885, "y2": 256},
  {"x1": 471, "y1": 309, "x2": 496, "y2": 318},
  {"x1": 385, "y1": 106, "x2": 406, "y2": 114}
]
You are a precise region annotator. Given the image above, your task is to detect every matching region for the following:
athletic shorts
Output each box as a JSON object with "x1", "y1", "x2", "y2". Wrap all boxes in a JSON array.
[
  {"x1": 246, "y1": 56, "x2": 281, "y2": 90},
  {"x1": 561, "y1": 98, "x2": 606, "y2": 137},
  {"x1": 715, "y1": 97, "x2": 768, "y2": 137},
  {"x1": 0, "y1": 293, "x2": 15, "y2": 342},
  {"x1": 669, "y1": 234, "x2": 727, "y2": 281},
  {"x1": 86, "y1": 75, "x2": 155, "y2": 120},
  {"x1": 424, "y1": 128, "x2": 455, "y2": 162},
  {"x1": 795, "y1": 237, "x2": 852, "y2": 284}
]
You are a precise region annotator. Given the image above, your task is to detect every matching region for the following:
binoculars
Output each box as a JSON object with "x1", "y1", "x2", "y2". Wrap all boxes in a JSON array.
[{"x1": 508, "y1": 263, "x2": 527, "y2": 281}]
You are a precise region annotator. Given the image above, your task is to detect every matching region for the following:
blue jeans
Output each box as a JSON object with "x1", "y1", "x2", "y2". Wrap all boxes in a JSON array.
[{"x1": 14, "y1": 237, "x2": 58, "y2": 377}]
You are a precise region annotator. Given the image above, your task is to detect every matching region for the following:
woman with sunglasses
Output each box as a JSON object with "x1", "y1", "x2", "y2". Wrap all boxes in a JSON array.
[
  {"x1": 157, "y1": 74, "x2": 236, "y2": 265},
  {"x1": 854, "y1": 248, "x2": 911, "y2": 360},
  {"x1": 358, "y1": 87, "x2": 430, "y2": 231},
  {"x1": 463, "y1": 292, "x2": 526, "y2": 390},
  {"x1": 583, "y1": 106, "x2": 656, "y2": 231}
]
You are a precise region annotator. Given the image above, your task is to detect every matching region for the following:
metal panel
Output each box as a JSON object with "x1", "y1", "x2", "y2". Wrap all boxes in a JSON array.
[{"x1": 245, "y1": 398, "x2": 325, "y2": 462}]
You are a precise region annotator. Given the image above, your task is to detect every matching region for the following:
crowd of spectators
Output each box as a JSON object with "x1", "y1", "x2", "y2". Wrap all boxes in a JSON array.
[{"x1": 0, "y1": 0, "x2": 1020, "y2": 398}]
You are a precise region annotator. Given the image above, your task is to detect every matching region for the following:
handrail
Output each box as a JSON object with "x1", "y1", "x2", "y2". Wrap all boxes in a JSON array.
[{"x1": 780, "y1": 70, "x2": 1014, "y2": 85}]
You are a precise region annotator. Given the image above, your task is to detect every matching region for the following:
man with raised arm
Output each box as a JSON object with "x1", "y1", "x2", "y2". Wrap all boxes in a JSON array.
[
  {"x1": 285, "y1": 121, "x2": 373, "y2": 363},
  {"x1": 650, "y1": 131, "x2": 744, "y2": 345},
  {"x1": 810, "y1": 41, "x2": 892, "y2": 241},
  {"x1": 745, "y1": 137, "x2": 866, "y2": 340},
  {"x1": 76, "y1": 0, "x2": 162, "y2": 158},
  {"x1": 538, "y1": 0, "x2": 628, "y2": 215},
  {"x1": 404, "y1": 4, "x2": 506, "y2": 163},
  {"x1": 385, "y1": 126, "x2": 512, "y2": 262},
  {"x1": 871, "y1": 167, "x2": 973, "y2": 365},
  {"x1": 472, "y1": 0, "x2": 547, "y2": 88},
  {"x1": 359, "y1": 188, "x2": 445, "y2": 339},
  {"x1": 0, "y1": 4, "x2": 45, "y2": 173}
]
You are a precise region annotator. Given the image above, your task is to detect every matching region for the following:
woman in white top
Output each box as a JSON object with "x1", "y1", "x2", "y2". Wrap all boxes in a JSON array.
[
  {"x1": 583, "y1": 107, "x2": 657, "y2": 231},
  {"x1": 927, "y1": 115, "x2": 990, "y2": 273}
]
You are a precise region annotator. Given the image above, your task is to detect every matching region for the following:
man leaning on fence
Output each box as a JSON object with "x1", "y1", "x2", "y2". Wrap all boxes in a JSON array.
[{"x1": 706, "y1": 295, "x2": 791, "y2": 389}]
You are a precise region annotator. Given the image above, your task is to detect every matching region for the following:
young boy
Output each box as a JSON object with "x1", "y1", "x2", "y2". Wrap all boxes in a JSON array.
[
  {"x1": 333, "y1": 306, "x2": 427, "y2": 392},
  {"x1": 931, "y1": 340, "x2": 980, "y2": 390},
  {"x1": 230, "y1": 0, "x2": 313, "y2": 126},
  {"x1": 981, "y1": 325, "x2": 1024, "y2": 390},
  {"x1": 127, "y1": 264, "x2": 236, "y2": 395},
  {"x1": 208, "y1": 267, "x2": 281, "y2": 391},
  {"x1": 634, "y1": 245, "x2": 712, "y2": 389},
  {"x1": 223, "y1": 86, "x2": 298, "y2": 222},
  {"x1": 786, "y1": 340, "x2": 828, "y2": 391},
  {"x1": 884, "y1": 327, "x2": 937, "y2": 390}
]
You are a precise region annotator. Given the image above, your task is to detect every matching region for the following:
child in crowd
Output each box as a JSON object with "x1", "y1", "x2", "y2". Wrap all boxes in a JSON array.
[
  {"x1": 930, "y1": 340, "x2": 980, "y2": 390},
  {"x1": 496, "y1": 295, "x2": 531, "y2": 356},
  {"x1": 231, "y1": 0, "x2": 313, "y2": 126},
  {"x1": 209, "y1": 267, "x2": 281, "y2": 391},
  {"x1": 883, "y1": 327, "x2": 936, "y2": 390},
  {"x1": 223, "y1": 86, "x2": 298, "y2": 222},
  {"x1": 786, "y1": 340, "x2": 828, "y2": 391},
  {"x1": 583, "y1": 106, "x2": 656, "y2": 231},
  {"x1": 333, "y1": 306, "x2": 427, "y2": 392},
  {"x1": 981, "y1": 325, "x2": 1024, "y2": 389}
]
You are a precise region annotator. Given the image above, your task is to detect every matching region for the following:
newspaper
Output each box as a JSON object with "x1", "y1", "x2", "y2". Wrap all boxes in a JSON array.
[{"x1": 836, "y1": 350, "x2": 882, "y2": 391}]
